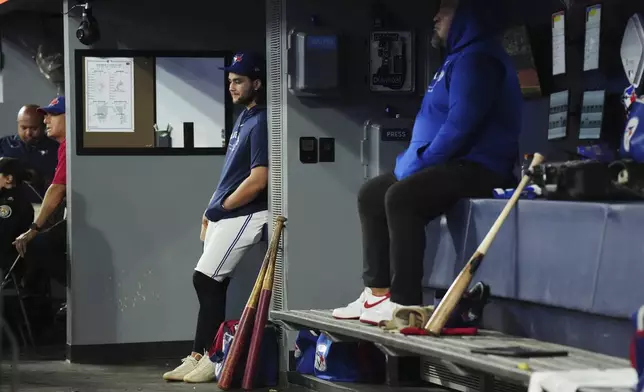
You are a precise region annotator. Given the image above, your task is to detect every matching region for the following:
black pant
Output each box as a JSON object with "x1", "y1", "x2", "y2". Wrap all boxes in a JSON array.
[
  {"x1": 192, "y1": 271, "x2": 230, "y2": 354},
  {"x1": 24, "y1": 220, "x2": 67, "y2": 288},
  {"x1": 358, "y1": 161, "x2": 505, "y2": 306}
]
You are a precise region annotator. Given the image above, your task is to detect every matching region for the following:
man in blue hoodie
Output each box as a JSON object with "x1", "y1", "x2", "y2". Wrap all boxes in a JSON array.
[{"x1": 333, "y1": 0, "x2": 522, "y2": 324}]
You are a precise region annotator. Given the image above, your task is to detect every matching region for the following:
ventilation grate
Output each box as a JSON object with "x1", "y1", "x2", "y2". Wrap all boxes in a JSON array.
[
  {"x1": 420, "y1": 357, "x2": 527, "y2": 392},
  {"x1": 266, "y1": 0, "x2": 287, "y2": 322},
  {"x1": 491, "y1": 377, "x2": 526, "y2": 392},
  {"x1": 421, "y1": 357, "x2": 483, "y2": 392}
]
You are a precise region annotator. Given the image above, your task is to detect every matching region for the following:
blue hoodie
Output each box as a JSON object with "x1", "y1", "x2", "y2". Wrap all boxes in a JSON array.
[{"x1": 393, "y1": 0, "x2": 522, "y2": 181}]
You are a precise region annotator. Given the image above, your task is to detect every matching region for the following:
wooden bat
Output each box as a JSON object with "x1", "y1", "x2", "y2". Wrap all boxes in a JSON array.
[
  {"x1": 217, "y1": 215, "x2": 287, "y2": 390},
  {"x1": 241, "y1": 216, "x2": 286, "y2": 390},
  {"x1": 424, "y1": 153, "x2": 545, "y2": 336}
]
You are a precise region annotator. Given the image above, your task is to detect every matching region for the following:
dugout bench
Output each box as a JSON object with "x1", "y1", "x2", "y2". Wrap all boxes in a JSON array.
[{"x1": 271, "y1": 198, "x2": 641, "y2": 391}]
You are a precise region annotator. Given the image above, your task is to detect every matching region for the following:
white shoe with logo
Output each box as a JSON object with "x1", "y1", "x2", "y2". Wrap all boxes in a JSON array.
[
  {"x1": 359, "y1": 297, "x2": 400, "y2": 325},
  {"x1": 332, "y1": 288, "x2": 391, "y2": 320}
]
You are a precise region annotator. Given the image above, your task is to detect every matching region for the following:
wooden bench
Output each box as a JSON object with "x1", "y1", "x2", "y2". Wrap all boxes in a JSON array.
[{"x1": 271, "y1": 309, "x2": 631, "y2": 392}]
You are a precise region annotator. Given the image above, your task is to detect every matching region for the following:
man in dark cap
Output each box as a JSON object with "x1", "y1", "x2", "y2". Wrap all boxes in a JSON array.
[{"x1": 163, "y1": 52, "x2": 269, "y2": 383}]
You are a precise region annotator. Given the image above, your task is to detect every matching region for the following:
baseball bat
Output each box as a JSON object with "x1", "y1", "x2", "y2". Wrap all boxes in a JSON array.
[
  {"x1": 424, "y1": 153, "x2": 545, "y2": 336},
  {"x1": 217, "y1": 215, "x2": 287, "y2": 390},
  {"x1": 241, "y1": 216, "x2": 286, "y2": 390}
]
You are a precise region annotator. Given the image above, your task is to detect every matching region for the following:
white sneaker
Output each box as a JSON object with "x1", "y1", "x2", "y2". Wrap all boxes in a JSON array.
[
  {"x1": 183, "y1": 354, "x2": 216, "y2": 383},
  {"x1": 332, "y1": 288, "x2": 391, "y2": 320},
  {"x1": 359, "y1": 297, "x2": 400, "y2": 325},
  {"x1": 162, "y1": 355, "x2": 199, "y2": 381}
]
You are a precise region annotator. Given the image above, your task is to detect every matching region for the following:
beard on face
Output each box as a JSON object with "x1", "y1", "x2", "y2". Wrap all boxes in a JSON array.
[
  {"x1": 431, "y1": 31, "x2": 444, "y2": 49},
  {"x1": 234, "y1": 88, "x2": 258, "y2": 106}
]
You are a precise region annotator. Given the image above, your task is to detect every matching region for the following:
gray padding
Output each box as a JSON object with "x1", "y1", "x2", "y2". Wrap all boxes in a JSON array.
[{"x1": 424, "y1": 199, "x2": 644, "y2": 318}]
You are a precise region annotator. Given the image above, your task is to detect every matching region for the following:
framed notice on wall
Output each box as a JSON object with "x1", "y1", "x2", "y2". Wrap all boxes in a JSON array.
[
  {"x1": 75, "y1": 49, "x2": 233, "y2": 156},
  {"x1": 84, "y1": 57, "x2": 136, "y2": 133}
]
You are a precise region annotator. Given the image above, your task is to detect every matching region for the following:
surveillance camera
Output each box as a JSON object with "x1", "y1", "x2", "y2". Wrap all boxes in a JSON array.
[{"x1": 76, "y1": 3, "x2": 100, "y2": 46}]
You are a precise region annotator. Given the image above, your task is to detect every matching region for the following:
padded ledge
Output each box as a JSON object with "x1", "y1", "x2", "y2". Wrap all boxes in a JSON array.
[
  {"x1": 424, "y1": 199, "x2": 644, "y2": 318},
  {"x1": 271, "y1": 309, "x2": 629, "y2": 386}
]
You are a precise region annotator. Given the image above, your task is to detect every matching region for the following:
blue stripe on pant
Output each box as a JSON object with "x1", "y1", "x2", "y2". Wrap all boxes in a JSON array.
[{"x1": 211, "y1": 213, "x2": 253, "y2": 279}]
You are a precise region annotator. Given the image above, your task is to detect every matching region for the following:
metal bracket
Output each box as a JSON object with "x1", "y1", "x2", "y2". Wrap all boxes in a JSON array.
[
  {"x1": 373, "y1": 342, "x2": 412, "y2": 357},
  {"x1": 360, "y1": 120, "x2": 371, "y2": 181},
  {"x1": 270, "y1": 319, "x2": 299, "y2": 332},
  {"x1": 372, "y1": 343, "x2": 422, "y2": 387},
  {"x1": 320, "y1": 330, "x2": 362, "y2": 343}
]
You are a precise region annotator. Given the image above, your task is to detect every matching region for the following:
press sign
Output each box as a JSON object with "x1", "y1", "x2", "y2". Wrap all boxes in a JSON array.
[{"x1": 380, "y1": 128, "x2": 411, "y2": 142}]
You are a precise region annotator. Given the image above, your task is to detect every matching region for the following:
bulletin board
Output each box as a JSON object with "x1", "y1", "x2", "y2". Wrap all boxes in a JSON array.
[{"x1": 74, "y1": 49, "x2": 233, "y2": 156}]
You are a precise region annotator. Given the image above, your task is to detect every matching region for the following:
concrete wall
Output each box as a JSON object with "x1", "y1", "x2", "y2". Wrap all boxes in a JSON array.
[
  {"x1": 0, "y1": 40, "x2": 58, "y2": 138},
  {"x1": 62, "y1": 0, "x2": 266, "y2": 350}
]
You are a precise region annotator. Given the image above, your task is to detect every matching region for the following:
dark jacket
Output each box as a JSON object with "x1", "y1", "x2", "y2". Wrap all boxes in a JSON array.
[{"x1": 0, "y1": 186, "x2": 34, "y2": 270}]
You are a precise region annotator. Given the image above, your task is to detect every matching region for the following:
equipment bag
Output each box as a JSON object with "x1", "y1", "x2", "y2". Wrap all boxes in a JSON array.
[
  {"x1": 621, "y1": 98, "x2": 644, "y2": 164},
  {"x1": 540, "y1": 160, "x2": 631, "y2": 201},
  {"x1": 294, "y1": 329, "x2": 319, "y2": 374},
  {"x1": 313, "y1": 332, "x2": 385, "y2": 383},
  {"x1": 209, "y1": 320, "x2": 279, "y2": 388},
  {"x1": 434, "y1": 281, "x2": 490, "y2": 328}
]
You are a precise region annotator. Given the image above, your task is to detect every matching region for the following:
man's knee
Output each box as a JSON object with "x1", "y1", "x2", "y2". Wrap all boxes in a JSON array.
[
  {"x1": 357, "y1": 173, "x2": 394, "y2": 210},
  {"x1": 357, "y1": 180, "x2": 373, "y2": 209},
  {"x1": 193, "y1": 270, "x2": 229, "y2": 293},
  {"x1": 383, "y1": 181, "x2": 413, "y2": 213}
]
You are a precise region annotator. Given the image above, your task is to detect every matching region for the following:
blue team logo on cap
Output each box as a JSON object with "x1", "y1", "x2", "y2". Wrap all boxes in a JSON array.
[
  {"x1": 38, "y1": 95, "x2": 66, "y2": 115},
  {"x1": 233, "y1": 54, "x2": 243, "y2": 64}
]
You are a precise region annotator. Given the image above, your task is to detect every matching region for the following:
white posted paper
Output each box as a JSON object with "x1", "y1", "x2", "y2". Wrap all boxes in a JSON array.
[
  {"x1": 84, "y1": 57, "x2": 135, "y2": 132},
  {"x1": 552, "y1": 11, "x2": 566, "y2": 76},
  {"x1": 583, "y1": 4, "x2": 602, "y2": 71},
  {"x1": 548, "y1": 90, "x2": 569, "y2": 140},
  {"x1": 579, "y1": 90, "x2": 605, "y2": 139}
]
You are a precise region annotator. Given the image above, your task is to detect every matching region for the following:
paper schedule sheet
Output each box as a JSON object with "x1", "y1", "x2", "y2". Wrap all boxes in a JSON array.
[
  {"x1": 552, "y1": 11, "x2": 566, "y2": 76},
  {"x1": 583, "y1": 4, "x2": 602, "y2": 71},
  {"x1": 548, "y1": 90, "x2": 569, "y2": 140},
  {"x1": 84, "y1": 57, "x2": 135, "y2": 133}
]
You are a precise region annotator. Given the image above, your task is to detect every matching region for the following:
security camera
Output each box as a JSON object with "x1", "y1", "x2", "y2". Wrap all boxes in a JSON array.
[{"x1": 76, "y1": 2, "x2": 100, "y2": 46}]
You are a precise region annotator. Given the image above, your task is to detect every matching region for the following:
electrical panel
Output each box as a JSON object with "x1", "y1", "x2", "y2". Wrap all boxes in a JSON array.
[
  {"x1": 369, "y1": 31, "x2": 415, "y2": 93},
  {"x1": 360, "y1": 117, "x2": 413, "y2": 181},
  {"x1": 287, "y1": 30, "x2": 340, "y2": 97}
]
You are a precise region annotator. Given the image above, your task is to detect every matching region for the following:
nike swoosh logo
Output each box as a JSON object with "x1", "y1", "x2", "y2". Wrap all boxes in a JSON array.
[{"x1": 364, "y1": 295, "x2": 390, "y2": 309}]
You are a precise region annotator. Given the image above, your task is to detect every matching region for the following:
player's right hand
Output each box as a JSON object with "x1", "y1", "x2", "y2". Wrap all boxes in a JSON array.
[{"x1": 200, "y1": 215, "x2": 208, "y2": 241}]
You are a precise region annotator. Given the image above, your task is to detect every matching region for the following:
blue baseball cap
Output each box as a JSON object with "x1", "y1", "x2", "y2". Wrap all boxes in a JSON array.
[
  {"x1": 220, "y1": 52, "x2": 264, "y2": 79},
  {"x1": 37, "y1": 96, "x2": 65, "y2": 115}
]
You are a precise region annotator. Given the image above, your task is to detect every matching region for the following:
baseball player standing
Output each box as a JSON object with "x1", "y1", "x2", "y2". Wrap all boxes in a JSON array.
[{"x1": 163, "y1": 51, "x2": 269, "y2": 383}]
